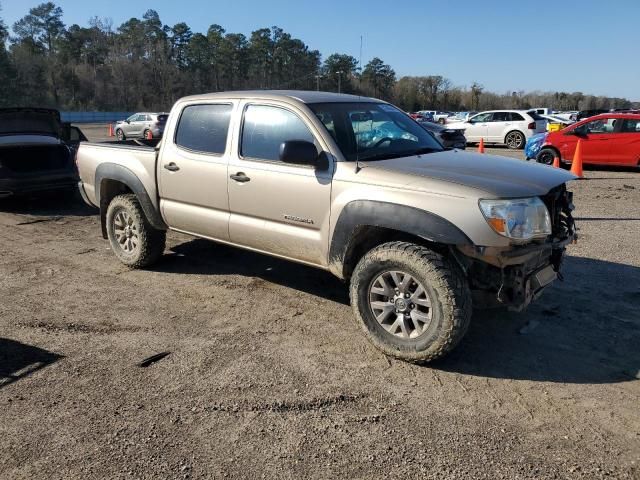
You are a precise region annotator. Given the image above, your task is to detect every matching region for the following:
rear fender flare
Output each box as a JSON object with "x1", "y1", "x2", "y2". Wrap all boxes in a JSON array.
[{"x1": 95, "y1": 163, "x2": 166, "y2": 236}]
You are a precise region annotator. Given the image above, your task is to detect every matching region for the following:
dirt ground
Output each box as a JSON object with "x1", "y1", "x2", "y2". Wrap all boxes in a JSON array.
[{"x1": 0, "y1": 127, "x2": 639, "y2": 479}]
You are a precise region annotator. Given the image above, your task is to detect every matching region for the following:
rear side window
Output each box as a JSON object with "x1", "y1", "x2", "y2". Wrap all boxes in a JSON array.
[
  {"x1": 241, "y1": 105, "x2": 314, "y2": 162},
  {"x1": 492, "y1": 112, "x2": 510, "y2": 122},
  {"x1": 175, "y1": 104, "x2": 233, "y2": 154},
  {"x1": 510, "y1": 112, "x2": 525, "y2": 121},
  {"x1": 621, "y1": 119, "x2": 640, "y2": 132}
]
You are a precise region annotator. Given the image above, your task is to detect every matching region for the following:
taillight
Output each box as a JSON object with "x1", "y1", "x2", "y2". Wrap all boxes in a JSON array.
[{"x1": 528, "y1": 122, "x2": 536, "y2": 129}]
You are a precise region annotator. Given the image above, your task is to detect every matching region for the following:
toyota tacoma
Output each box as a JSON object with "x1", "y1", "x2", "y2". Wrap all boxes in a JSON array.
[{"x1": 76, "y1": 91, "x2": 576, "y2": 363}]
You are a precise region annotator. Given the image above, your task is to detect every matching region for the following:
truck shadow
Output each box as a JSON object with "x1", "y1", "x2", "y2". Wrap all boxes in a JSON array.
[
  {"x1": 0, "y1": 190, "x2": 97, "y2": 217},
  {"x1": 160, "y1": 240, "x2": 639, "y2": 384},
  {"x1": 0, "y1": 338, "x2": 63, "y2": 390},
  {"x1": 434, "y1": 256, "x2": 640, "y2": 384},
  {"x1": 159, "y1": 238, "x2": 349, "y2": 304}
]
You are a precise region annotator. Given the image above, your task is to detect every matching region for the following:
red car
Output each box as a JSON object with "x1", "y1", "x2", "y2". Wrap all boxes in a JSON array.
[{"x1": 535, "y1": 113, "x2": 640, "y2": 167}]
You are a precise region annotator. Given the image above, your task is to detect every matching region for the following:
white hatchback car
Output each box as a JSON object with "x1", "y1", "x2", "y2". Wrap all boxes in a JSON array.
[{"x1": 447, "y1": 110, "x2": 546, "y2": 149}]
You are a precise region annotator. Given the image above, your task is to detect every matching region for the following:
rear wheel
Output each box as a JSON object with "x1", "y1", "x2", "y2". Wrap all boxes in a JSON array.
[
  {"x1": 349, "y1": 242, "x2": 472, "y2": 363},
  {"x1": 106, "y1": 194, "x2": 165, "y2": 268},
  {"x1": 505, "y1": 130, "x2": 525, "y2": 149},
  {"x1": 143, "y1": 129, "x2": 151, "y2": 140},
  {"x1": 536, "y1": 147, "x2": 558, "y2": 165}
]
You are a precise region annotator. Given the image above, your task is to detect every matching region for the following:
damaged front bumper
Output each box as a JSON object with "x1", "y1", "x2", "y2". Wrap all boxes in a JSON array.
[{"x1": 456, "y1": 185, "x2": 576, "y2": 311}]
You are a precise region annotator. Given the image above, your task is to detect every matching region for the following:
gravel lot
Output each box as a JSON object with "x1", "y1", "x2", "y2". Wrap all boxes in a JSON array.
[{"x1": 1, "y1": 125, "x2": 639, "y2": 479}]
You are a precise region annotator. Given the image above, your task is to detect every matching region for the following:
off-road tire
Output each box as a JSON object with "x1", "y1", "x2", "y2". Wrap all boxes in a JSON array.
[
  {"x1": 106, "y1": 194, "x2": 165, "y2": 268},
  {"x1": 349, "y1": 241, "x2": 472, "y2": 363}
]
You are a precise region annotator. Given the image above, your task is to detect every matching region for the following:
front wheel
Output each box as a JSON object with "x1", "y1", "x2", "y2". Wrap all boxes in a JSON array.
[
  {"x1": 349, "y1": 242, "x2": 472, "y2": 363},
  {"x1": 106, "y1": 194, "x2": 166, "y2": 268},
  {"x1": 116, "y1": 129, "x2": 125, "y2": 141},
  {"x1": 536, "y1": 147, "x2": 558, "y2": 165},
  {"x1": 505, "y1": 130, "x2": 525, "y2": 149}
]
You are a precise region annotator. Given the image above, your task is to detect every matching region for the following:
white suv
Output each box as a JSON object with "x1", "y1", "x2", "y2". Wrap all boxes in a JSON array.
[{"x1": 447, "y1": 110, "x2": 546, "y2": 149}]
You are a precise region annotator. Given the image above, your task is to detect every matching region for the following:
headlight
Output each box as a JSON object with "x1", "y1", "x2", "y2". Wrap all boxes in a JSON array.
[{"x1": 479, "y1": 197, "x2": 551, "y2": 241}]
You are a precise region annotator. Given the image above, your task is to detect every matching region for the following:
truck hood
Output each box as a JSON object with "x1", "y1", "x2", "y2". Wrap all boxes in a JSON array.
[
  {"x1": 360, "y1": 150, "x2": 576, "y2": 198},
  {"x1": 0, "y1": 108, "x2": 62, "y2": 137}
]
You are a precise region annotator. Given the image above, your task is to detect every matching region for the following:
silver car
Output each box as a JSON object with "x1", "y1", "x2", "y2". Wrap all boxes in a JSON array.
[{"x1": 114, "y1": 112, "x2": 169, "y2": 141}]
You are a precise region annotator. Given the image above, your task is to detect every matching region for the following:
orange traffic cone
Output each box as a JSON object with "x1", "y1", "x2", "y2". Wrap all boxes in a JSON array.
[
  {"x1": 552, "y1": 156, "x2": 560, "y2": 168},
  {"x1": 570, "y1": 140, "x2": 584, "y2": 178},
  {"x1": 145, "y1": 130, "x2": 153, "y2": 140},
  {"x1": 478, "y1": 138, "x2": 485, "y2": 153},
  {"x1": 108, "y1": 123, "x2": 114, "y2": 137}
]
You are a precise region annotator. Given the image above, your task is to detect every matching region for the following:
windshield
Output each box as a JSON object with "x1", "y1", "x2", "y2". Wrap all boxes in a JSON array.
[{"x1": 308, "y1": 102, "x2": 443, "y2": 161}]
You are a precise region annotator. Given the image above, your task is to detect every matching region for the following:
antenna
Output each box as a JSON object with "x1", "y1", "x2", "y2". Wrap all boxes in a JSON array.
[{"x1": 355, "y1": 35, "x2": 363, "y2": 173}]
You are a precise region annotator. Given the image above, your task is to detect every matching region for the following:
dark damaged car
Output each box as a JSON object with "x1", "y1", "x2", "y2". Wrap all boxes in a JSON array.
[{"x1": 0, "y1": 108, "x2": 86, "y2": 199}]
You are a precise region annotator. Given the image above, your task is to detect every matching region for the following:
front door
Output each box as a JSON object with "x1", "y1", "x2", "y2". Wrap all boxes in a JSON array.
[
  {"x1": 464, "y1": 112, "x2": 491, "y2": 142},
  {"x1": 158, "y1": 102, "x2": 236, "y2": 241},
  {"x1": 227, "y1": 102, "x2": 333, "y2": 266},
  {"x1": 561, "y1": 117, "x2": 616, "y2": 165}
]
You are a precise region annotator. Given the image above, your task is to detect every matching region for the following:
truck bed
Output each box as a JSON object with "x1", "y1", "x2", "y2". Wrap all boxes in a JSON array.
[{"x1": 76, "y1": 141, "x2": 158, "y2": 209}]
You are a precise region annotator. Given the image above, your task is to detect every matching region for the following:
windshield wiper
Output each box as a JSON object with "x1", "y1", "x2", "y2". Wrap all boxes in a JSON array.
[{"x1": 358, "y1": 147, "x2": 440, "y2": 162}]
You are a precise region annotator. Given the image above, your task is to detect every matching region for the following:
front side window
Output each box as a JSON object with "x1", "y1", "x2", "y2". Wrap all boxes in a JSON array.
[
  {"x1": 241, "y1": 105, "x2": 314, "y2": 162},
  {"x1": 175, "y1": 104, "x2": 233, "y2": 154},
  {"x1": 470, "y1": 112, "x2": 492, "y2": 123},
  {"x1": 579, "y1": 118, "x2": 618, "y2": 134},
  {"x1": 309, "y1": 102, "x2": 443, "y2": 162}
]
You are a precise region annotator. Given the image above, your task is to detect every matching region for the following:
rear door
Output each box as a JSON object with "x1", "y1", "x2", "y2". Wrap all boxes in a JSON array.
[
  {"x1": 608, "y1": 117, "x2": 640, "y2": 166},
  {"x1": 463, "y1": 112, "x2": 491, "y2": 142},
  {"x1": 158, "y1": 102, "x2": 236, "y2": 241},
  {"x1": 486, "y1": 111, "x2": 509, "y2": 142},
  {"x1": 227, "y1": 102, "x2": 333, "y2": 266}
]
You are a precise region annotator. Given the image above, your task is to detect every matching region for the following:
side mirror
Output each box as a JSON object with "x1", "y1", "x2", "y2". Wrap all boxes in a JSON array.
[
  {"x1": 279, "y1": 140, "x2": 319, "y2": 166},
  {"x1": 125, "y1": 119, "x2": 130, "y2": 124}
]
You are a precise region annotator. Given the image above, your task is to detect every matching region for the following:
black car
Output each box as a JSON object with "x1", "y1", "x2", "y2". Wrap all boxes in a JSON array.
[
  {"x1": 0, "y1": 108, "x2": 86, "y2": 199},
  {"x1": 417, "y1": 120, "x2": 466, "y2": 149}
]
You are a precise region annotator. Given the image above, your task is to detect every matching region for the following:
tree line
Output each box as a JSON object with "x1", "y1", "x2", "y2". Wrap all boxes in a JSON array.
[{"x1": 1, "y1": 2, "x2": 636, "y2": 113}]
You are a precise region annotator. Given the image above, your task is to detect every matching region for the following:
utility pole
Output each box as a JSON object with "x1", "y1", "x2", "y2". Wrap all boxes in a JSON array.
[
  {"x1": 315, "y1": 74, "x2": 322, "y2": 91},
  {"x1": 336, "y1": 70, "x2": 344, "y2": 94}
]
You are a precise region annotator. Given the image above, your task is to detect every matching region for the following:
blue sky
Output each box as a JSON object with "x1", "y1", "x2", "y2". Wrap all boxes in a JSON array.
[{"x1": 2, "y1": 0, "x2": 639, "y2": 100}]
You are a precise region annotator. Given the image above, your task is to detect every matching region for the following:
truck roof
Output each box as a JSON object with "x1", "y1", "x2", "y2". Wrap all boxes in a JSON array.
[{"x1": 178, "y1": 90, "x2": 384, "y2": 104}]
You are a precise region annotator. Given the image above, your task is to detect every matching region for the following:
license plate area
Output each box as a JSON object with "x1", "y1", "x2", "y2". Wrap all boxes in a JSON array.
[{"x1": 531, "y1": 264, "x2": 557, "y2": 291}]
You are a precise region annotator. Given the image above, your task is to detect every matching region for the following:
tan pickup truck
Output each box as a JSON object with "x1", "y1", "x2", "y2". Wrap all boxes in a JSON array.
[{"x1": 76, "y1": 91, "x2": 576, "y2": 363}]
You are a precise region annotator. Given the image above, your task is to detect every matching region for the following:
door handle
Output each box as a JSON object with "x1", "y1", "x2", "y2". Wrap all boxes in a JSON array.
[
  {"x1": 230, "y1": 172, "x2": 251, "y2": 183},
  {"x1": 163, "y1": 162, "x2": 180, "y2": 172}
]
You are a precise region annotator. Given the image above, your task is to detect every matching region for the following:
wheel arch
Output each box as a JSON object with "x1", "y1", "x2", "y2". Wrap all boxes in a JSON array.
[
  {"x1": 329, "y1": 200, "x2": 472, "y2": 280},
  {"x1": 95, "y1": 163, "x2": 166, "y2": 238}
]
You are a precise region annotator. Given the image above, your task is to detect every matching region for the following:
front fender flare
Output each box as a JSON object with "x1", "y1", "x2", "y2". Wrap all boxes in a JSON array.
[{"x1": 329, "y1": 200, "x2": 472, "y2": 275}]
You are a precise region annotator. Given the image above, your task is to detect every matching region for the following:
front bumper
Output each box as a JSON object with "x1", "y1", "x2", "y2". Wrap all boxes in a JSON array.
[
  {"x1": 457, "y1": 234, "x2": 573, "y2": 310},
  {"x1": 456, "y1": 183, "x2": 576, "y2": 310}
]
